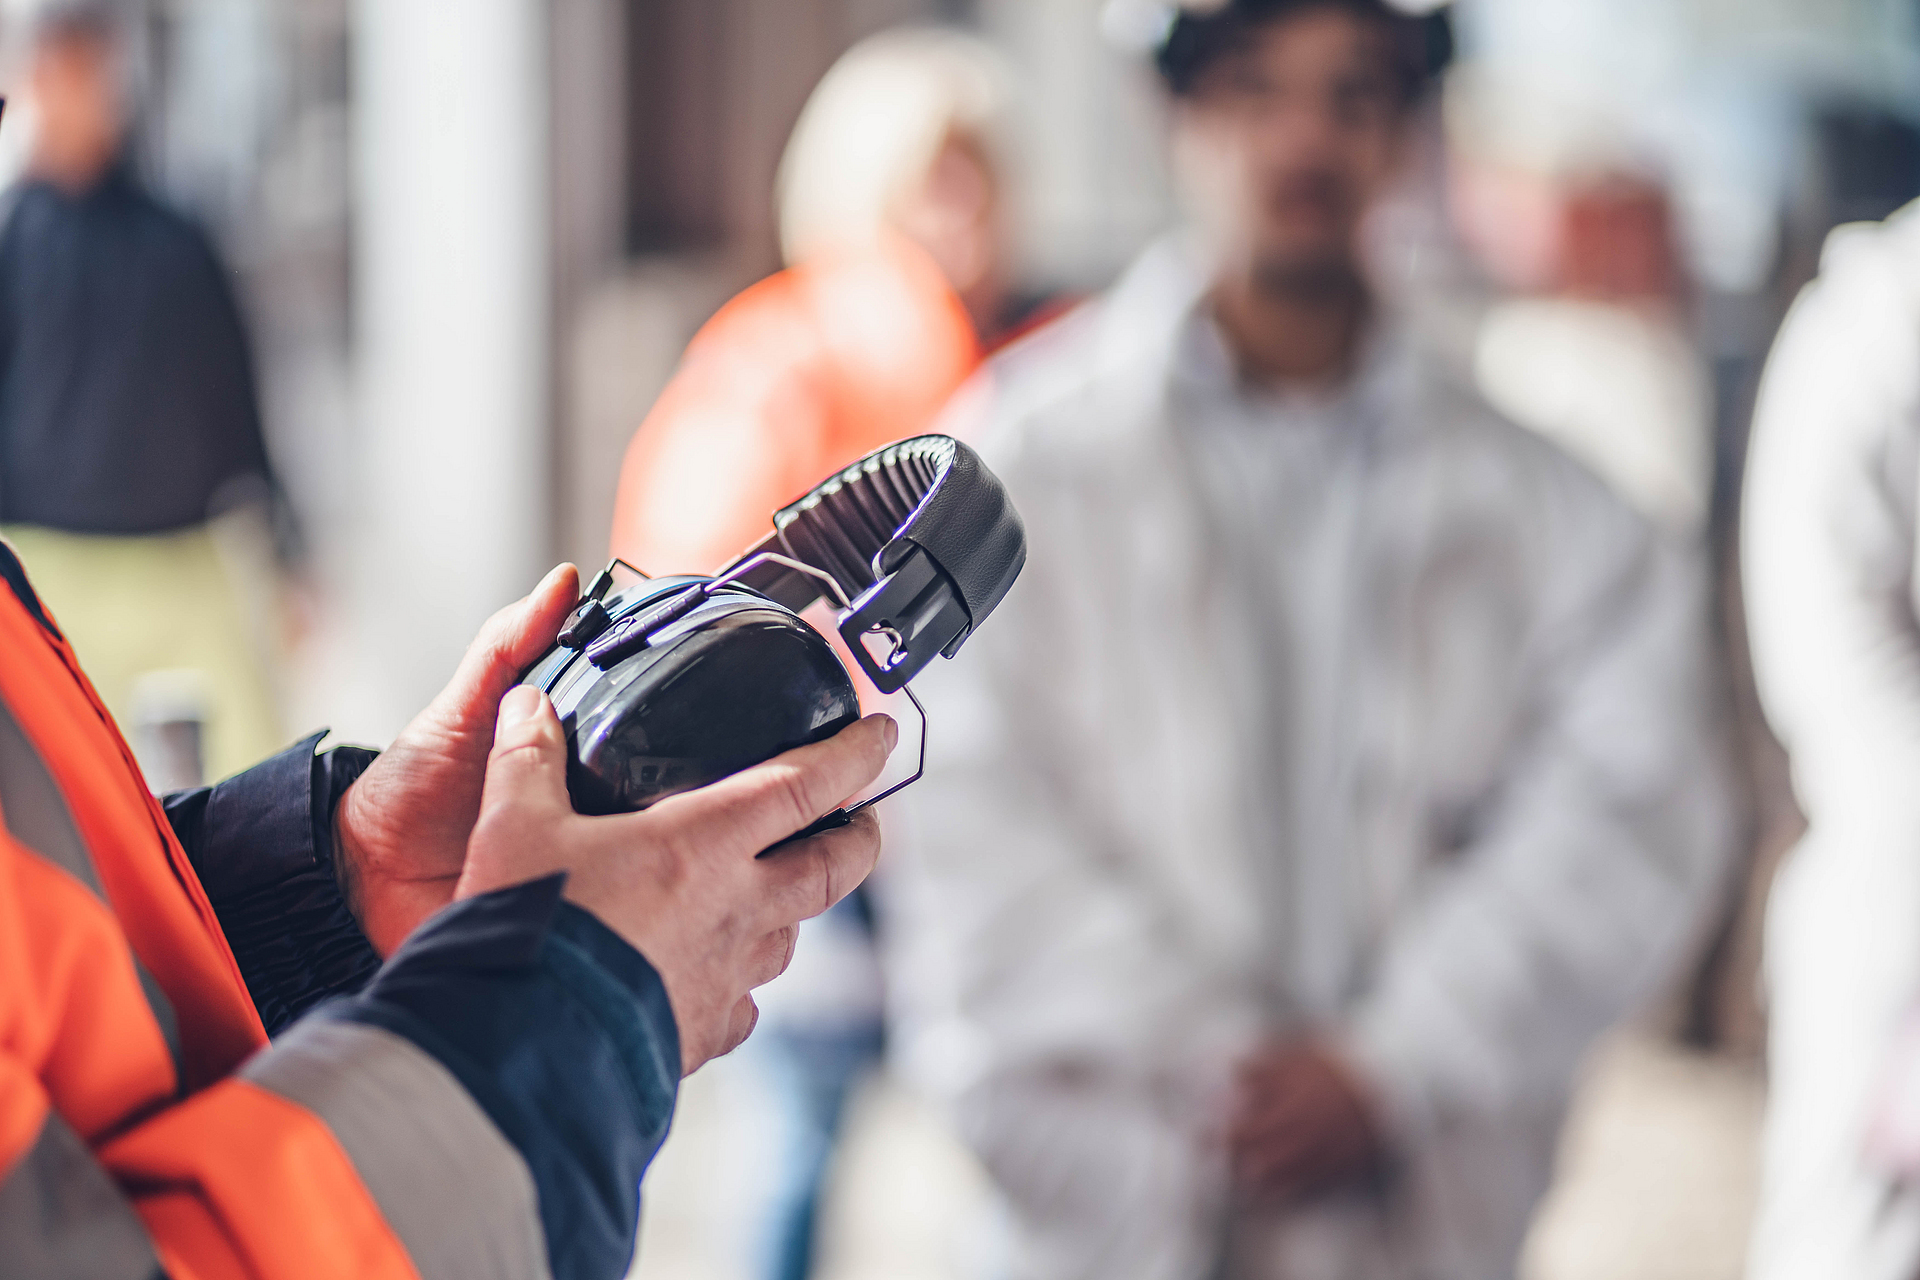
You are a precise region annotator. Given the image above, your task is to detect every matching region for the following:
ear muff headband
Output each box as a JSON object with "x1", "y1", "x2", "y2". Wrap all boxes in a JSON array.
[{"x1": 720, "y1": 435, "x2": 1026, "y2": 693}]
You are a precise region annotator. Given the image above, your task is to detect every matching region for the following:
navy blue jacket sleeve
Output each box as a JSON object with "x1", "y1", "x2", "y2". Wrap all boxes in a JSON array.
[
  {"x1": 168, "y1": 732, "x2": 685, "y2": 1279},
  {"x1": 164, "y1": 733, "x2": 382, "y2": 1033},
  {"x1": 322, "y1": 875, "x2": 682, "y2": 1280}
]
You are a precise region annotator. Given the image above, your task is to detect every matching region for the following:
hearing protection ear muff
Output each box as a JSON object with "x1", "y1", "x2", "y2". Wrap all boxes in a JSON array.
[
  {"x1": 718, "y1": 434, "x2": 1025, "y2": 693},
  {"x1": 520, "y1": 435, "x2": 1025, "y2": 838}
]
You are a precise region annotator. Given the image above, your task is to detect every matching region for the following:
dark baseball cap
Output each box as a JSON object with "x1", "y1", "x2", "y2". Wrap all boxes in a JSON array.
[{"x1": 1103, "y1": 0, "x2": 1451, "y2": 102}]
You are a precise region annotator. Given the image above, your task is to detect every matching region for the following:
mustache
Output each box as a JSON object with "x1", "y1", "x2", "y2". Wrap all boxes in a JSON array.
[
  {"x1": 1262, "y1": 168, "x2": 1352, "y2": 215},
  {"x1": 1251, "y1": 256, "x2": 1364, "y2": 303}
]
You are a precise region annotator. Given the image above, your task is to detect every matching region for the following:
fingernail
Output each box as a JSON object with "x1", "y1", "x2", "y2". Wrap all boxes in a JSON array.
[
  {"x1": 499, "y1": 685, "x2": 544, "y2": 730},
  {"x1": 880, "y1": 715, "x2": 899, "y2": 752}
]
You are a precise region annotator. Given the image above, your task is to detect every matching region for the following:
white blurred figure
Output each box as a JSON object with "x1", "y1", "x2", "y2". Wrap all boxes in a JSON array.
[
  {"x1": 882, "y1": 3, "x2": 1737, "y2": 1279},
  {"x1": 1473, "y1": 293, "x2": 1709, "y2": 535},
  {"x1": 1445, "y1": 68, "x2": 1712, "y2": 538},
  {"x1": 1743, "y1": 200, "x2": 1920, "y2": 1280}
]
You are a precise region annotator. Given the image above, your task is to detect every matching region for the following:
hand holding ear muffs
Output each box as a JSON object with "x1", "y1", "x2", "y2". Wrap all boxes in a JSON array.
[{"x1": 521, "y1": 435, "x2": 1026, "y2": 839}]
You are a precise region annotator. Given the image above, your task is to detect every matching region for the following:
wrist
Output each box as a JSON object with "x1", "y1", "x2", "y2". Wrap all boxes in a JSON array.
[
  {"x1": 331, "y1": 789, "x2": 366, "y2": 920},
  {"x1": 330, "y1": 777, "x2": 412, "y2": 958},
  {"x1": 554, "y1": 894, "x2": 700, "y2": 1076}
]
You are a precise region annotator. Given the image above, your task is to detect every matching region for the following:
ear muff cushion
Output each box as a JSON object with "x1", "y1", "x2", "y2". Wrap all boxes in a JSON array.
[
  {"x1": 870, "y1": 437, "x2": 1025, "y2": 633},
  {"x1": 732, "y1": 435, "x2": 1027, "y2": 639},
  {"x1": 773, "y1": 438, "x2": 944, "y2": 597}
]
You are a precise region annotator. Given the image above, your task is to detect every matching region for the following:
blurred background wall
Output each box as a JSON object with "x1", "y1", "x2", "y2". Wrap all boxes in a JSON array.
[
  {"x1": 0, "y1": 0, "x2": 1170, "y2": 747},
  {"x1": 6, "y1": 0, "x2": 1907, "y2": 744}
]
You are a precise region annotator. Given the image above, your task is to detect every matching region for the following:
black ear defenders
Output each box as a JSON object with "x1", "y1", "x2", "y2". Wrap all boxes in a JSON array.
[{"x1": 520, "y1": 435, "x2": 1025, "y2": 839}]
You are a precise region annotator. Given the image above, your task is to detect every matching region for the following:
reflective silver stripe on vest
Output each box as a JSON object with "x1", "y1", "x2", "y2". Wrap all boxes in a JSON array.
[
  {"x1": 0, "y1": 699, "x2": 182, "y2": 1067},
  {"x1": 241, "y1": 1017, "x2": 553, "y2": 1280},
  {"x1": 0, "y1": 1109, "x2": 161, "y2": 1280}
]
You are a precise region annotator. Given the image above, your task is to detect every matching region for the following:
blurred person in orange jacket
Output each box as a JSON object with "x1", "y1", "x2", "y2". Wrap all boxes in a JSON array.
[
  {"x1": 609, "y1": 27, "x2": 1019, "y2": 578},
  {"x1": 607, "y1": 28, "x2": 1022, "y2": 1280}
]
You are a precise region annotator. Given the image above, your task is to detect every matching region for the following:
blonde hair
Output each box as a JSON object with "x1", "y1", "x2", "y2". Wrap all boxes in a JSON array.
[{"x1": 777, "y1": 27, "x2": 1010, "y2": 266}]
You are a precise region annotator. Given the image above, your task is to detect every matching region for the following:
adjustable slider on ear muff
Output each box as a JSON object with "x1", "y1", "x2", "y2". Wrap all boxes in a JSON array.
[
  {"x1": 584, "y1": 582, "x2": 707, "y2": 669},
  {"x1": 556, "y1": 566, "x2": 619, "y2": 649},
  {"x1": 837, "y1": 545, "x2": 971, "y2": 695}
]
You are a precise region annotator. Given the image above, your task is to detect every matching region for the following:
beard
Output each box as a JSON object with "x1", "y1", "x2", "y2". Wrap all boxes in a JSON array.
[{"x1": 1250, "y1": 249, "x2": 1365, "y2": 306}]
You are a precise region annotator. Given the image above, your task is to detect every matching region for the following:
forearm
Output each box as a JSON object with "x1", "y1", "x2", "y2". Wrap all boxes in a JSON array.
[
  {"x1": 6, "y1": 877, "x2": 682, "y2": 1280},
  {"x1": 239, "y1": 875, "x2": 681, "y2": 1280},
  {"x1": 164, "y1": 733, "x2": 382, "y2": 1033}
]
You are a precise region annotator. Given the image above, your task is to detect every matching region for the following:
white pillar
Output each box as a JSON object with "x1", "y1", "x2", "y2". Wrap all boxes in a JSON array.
[{"x1": 352, "y1": 0, "x2": 550, "y2": 734}]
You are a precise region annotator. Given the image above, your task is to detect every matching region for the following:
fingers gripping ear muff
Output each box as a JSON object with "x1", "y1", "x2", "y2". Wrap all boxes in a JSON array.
[
  {"x1": 521, "y1": 434, "x2": 1025, "y2": 830},
  {"x1": 718, "y1": 435, "x2": 1027, "y2": 693}
]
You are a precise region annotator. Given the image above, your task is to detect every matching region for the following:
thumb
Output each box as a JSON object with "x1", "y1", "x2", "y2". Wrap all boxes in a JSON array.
[
  {"x1": 500, "y1": 563, "x2": 585, "y2": 671},
  {"x1": 433, "y1": 563, "x2": 582, "y2": 729},
  {"x1": 477, "y1": 686, "x2": 572, "y2": 824}
]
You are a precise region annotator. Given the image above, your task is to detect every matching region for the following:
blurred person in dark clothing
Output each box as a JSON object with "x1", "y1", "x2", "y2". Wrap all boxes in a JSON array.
[
  {"x1": 882, "y1": 3, "x2": 1735, "y2": 1278},
  {"x1": 0, "y1": 1, "x2": 283, "y2": 785}
]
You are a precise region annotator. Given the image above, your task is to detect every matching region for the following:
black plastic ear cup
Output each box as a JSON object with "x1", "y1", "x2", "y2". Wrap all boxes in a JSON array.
[{"x1": 522, "y1": 576, "x2": 860, "y2": 815}]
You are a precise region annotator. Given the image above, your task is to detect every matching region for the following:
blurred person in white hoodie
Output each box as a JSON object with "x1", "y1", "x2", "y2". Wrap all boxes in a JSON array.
[
  {"x1": 1743, "y1": 201, "x2": 1920, "y2": 1279},
  {"x1": 882, "y1": 3, "x2": 1736, "y2": 1278}
]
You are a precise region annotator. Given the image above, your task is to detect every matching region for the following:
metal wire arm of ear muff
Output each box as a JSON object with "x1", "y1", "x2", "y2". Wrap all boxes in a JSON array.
[
  {"x1": 842, "y1": 682, "x2": 927, "y2": 817},
  {"x1": 711, "y1": 551, "x2": 853, "y2": 609},
  {"x1": 760, "y1": 683, "x2": 927, "y2": 856},
  {"x1": 707, "y1": 553, "x2": 932, "y2": 848},
  {"x1": 717, "y1": 553, "x2": 929, "y2": 807}
]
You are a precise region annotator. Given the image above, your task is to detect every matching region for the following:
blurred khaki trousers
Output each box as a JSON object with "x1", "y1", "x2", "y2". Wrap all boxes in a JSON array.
[{"x1": 2, "y1": 517, "x2": 283, "y2": 785}]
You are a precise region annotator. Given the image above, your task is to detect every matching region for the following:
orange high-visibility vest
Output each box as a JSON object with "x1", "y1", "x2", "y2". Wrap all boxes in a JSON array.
[{"x1": 0, "y1": 562, "x2": 417, "y2": 1280}]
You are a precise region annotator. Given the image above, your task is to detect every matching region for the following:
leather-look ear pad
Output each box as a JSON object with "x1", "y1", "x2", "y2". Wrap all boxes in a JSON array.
[{"x1": 721, "y1": 435, "x2": 1027, "y2": 652}]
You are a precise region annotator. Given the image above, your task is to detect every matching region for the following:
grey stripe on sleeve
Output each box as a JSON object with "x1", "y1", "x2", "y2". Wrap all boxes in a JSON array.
[
  {"x1": 0, "y1": 1109, "x2": 161, "y2": 1280},
  {"x1": 0, "y1": 700, "x2": 105, "y2": 896},
  {"x1": 0, "y1": 699, "x2": 182, "y2": 1067},
  {"x1": 241, "y1": 1016, "x2": 552, "y2": 1280}
]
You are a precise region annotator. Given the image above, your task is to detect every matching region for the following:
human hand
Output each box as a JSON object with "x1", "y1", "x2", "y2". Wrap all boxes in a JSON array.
[
  {"x1": 463, "y1": 685, "x2": 896, "y2": 1075},
  {"x1": 1227, "y1": 1040, "x2": 1384, "y2": 1205},
  {"x1": 334, "y1": 564, "x2": 582, "y2": 957}
]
